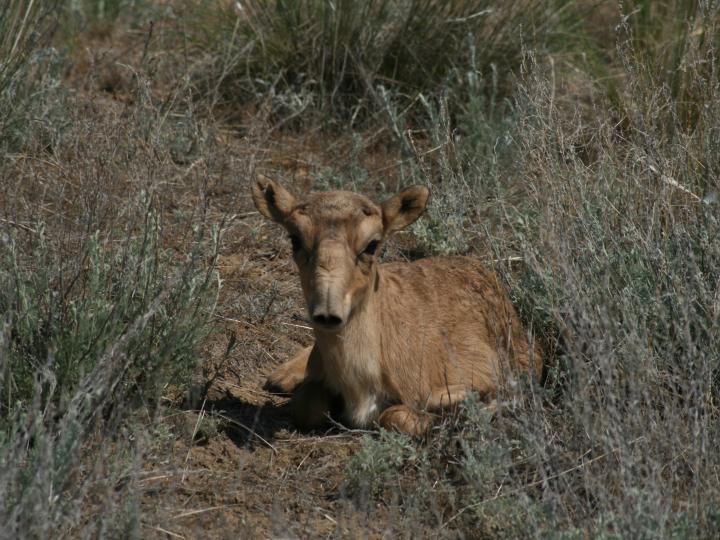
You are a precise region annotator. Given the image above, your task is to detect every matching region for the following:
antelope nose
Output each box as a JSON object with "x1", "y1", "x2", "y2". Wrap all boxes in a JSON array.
[{"x1": 311, "y1": 311, "x2": 344, "y2": 329}]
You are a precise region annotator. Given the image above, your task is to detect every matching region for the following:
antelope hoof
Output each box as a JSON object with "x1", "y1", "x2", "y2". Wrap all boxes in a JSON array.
[
  {"x1": 263, "y1": 365, "x2": 304, "y2": 394},
  {"x1": 378, "y1": 405, "x2": 432, "y2": 437}
]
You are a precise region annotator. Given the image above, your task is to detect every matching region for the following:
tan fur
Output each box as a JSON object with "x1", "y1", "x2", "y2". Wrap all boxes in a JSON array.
[{"x1": 253, "y1": 177, "x2": 542, "y2": 435}]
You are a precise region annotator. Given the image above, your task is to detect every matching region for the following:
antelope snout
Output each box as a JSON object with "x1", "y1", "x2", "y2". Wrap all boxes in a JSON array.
[
  {"x1": 305, "y1": 241, "x2": 353, "y2": 331},
  {"x1": 308, "y1": 278, "x2": 348, "y2": 331},
  {"x1": 310, "y1": 309, "x2": 344, "y2": 330}
]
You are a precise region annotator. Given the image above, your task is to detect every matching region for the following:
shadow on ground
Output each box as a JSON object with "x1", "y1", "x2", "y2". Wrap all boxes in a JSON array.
[{"x1": 204, "y1": 394, "x2": 294, "y2": 448}]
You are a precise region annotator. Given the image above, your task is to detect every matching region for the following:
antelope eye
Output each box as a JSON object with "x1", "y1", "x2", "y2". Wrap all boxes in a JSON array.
[
  {"x1": 362, "y1": 240, "x2": 379, "y2": 256},
  {"x1": 289, "y1": 234, "x2": 303, "y2": 252}
]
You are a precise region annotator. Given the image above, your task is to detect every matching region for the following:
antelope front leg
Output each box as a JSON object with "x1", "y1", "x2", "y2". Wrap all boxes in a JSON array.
[
  {"x1": 289, "y1": 380, "x2": 336, "y2": 430},
  {"x1": 263, "y1": 345, "x2": 313, "y2": 394}
]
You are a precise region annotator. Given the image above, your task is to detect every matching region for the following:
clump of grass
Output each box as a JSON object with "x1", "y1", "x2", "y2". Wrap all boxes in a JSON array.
[
  {"x1": 345, "y1": 394, "x2": 553, "y2": 537},
  {"x1": 345, "y1": 429, "x2": 428, "y2": 500},
  {"x1": 0, "y1": 2, "x2": 64, "y2": 153},
  {"x1": 614, "y1": 0, "x2": 720, "y2": 140},
  {"x1": 60, "y1": 0, "x2": 152, "y2": 37},
  {"x1": 0, "y1": 209, "x2": 217, "y2": 418},
  {"x1": 176, "y1": 0, "x2": 575, "y2": 122},
  {"x1": 498, "y1": 54, "x2": 720, "y2": 530},
  {"x1": 66, "y1": 0, "x2": 138, "y2": 24},
  {"x1": 0, "y1": 16, "x2": 222, "y2": 533},
  {"x1": 0, "y1": 206, "x2": 218, "y2": 537},
  {"x1": 0, "y1": 1, "x2": 58, "y2": 88}
]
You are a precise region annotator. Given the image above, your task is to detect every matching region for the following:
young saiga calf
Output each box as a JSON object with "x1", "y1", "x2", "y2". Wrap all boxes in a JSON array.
[{"x1": 252, "y1": 177, "x2": 542, "y2": 435}]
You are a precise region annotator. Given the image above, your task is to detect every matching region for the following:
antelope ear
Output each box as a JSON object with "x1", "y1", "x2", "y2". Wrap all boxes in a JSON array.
[
  {"x1": 251, "y1": 176, "x2": 296, "y2": 223},
  {"x1": 381, "y1": 185, "x2": 430, "y2": 233}
]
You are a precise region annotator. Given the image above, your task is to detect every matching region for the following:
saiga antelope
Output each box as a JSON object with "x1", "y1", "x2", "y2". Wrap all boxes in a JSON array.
[{"x1": 252, "y1": 177, "x2": 542, "y2": 435}]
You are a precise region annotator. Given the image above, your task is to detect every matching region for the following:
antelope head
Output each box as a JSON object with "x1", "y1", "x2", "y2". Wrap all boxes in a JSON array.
[{"x1": 252, "y1": 177, "x2": 429, "y2": 332}]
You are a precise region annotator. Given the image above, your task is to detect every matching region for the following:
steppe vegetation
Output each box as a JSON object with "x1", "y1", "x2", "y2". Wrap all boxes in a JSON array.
[{"x1": 1, "y1": 0, "x2": 718, "y2": 537}]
